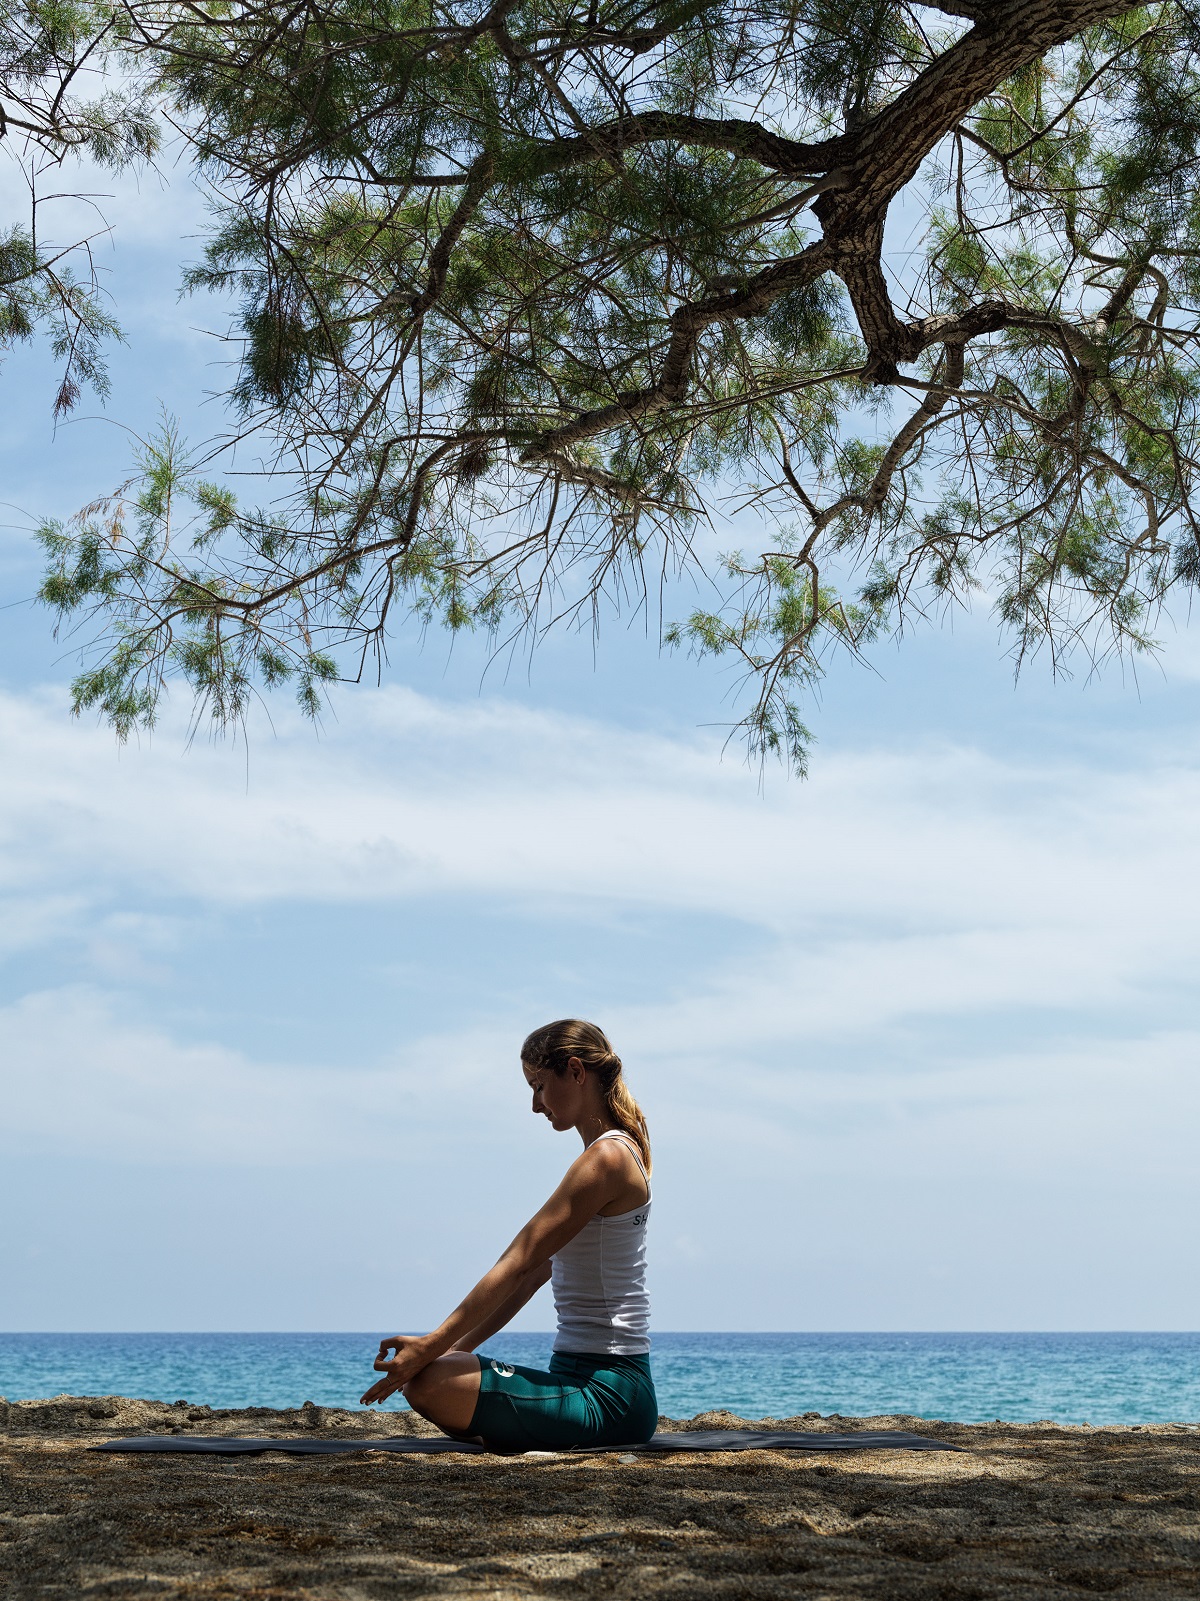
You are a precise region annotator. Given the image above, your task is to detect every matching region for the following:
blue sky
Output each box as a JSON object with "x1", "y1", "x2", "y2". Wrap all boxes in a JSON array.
[{"x1": 2, "y1": 147, "x2": 1199, "y2": 1337}]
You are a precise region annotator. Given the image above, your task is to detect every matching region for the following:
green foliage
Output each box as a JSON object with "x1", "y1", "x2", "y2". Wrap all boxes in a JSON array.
[
  {"x1": 37, "y1": 418, "x2": 344, "y2": 734},
  {"x1": 38, "y1": 0, "x2": 1200, "y2": 766},
  {"x1": 0, "y1": 0, "x2": 158, "y2": 409}
]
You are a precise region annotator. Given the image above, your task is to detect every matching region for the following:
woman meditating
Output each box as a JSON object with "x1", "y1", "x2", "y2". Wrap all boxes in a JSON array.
[{"x1": 360, "y1": 1019, "x2": 657, "y2": 1452}]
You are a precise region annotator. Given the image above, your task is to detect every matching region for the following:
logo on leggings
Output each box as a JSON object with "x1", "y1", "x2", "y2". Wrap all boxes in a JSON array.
[{"x1": 490, "y1": 1360, "x2": 515, "y2": 1378}]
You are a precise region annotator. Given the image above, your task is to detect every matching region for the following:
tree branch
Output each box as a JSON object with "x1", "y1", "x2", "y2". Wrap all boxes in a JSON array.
[{"x1": 527, "y1": 112, "x2": 852, "y2": 181}]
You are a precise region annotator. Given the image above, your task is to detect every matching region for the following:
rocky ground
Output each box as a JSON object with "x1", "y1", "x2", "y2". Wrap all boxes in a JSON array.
[{"x1": 2, "y1": 1396, "x2": 1198, "y2": 1598}]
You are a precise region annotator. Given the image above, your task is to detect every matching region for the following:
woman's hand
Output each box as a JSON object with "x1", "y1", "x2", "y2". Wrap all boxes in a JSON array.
[{"x1": 359, "y1": 1334, "x2": 435, "y2": 1405}]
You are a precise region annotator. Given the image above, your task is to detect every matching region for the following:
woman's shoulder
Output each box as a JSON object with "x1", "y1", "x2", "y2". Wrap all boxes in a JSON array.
[
  {"x1": 573, "y1": 1134, "x2": 626, "y2": 1168},
  {"x1": 570, "y1": 1133, "x2": 650, "y2": 1210},
  {"x1": 566, "y1": 1133, "x2": 640, "y2": 1184}
]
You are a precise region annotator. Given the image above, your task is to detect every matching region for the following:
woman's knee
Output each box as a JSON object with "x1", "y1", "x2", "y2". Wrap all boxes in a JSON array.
[
  {"x1": 401, "y1": 1362, "x2": 440, "y2": 1409},
  {"x1": 402, "y1": 1353, "x2": 480, "y2": 1431}
]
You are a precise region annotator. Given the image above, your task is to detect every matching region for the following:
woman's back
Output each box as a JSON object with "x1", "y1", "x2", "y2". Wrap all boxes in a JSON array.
[{"x1": 552, "y1": 1130, "x2": 651, "y2": 1355}]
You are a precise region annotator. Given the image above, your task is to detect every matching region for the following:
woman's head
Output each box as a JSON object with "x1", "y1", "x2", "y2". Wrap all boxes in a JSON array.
[{"x1": 521, "y1": 1019, "x2": 651, "y2": 1171}]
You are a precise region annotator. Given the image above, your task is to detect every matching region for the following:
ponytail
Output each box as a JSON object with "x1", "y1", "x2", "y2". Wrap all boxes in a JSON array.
[
  {"x1": 521, "y1": 1019, "x2": 651, "y2": 1173},
  {"x1": 603, "y1": 1070, "x2": 652, "y2": 1175}
]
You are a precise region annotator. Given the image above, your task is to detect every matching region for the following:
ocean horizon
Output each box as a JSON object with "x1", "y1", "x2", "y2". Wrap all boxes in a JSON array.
[{"x1": 3, "y1": 1332, "x2": 1198, "y2": 1428}]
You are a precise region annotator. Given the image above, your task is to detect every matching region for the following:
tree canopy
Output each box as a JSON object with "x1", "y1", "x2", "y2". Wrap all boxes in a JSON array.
[{"x1": 30, "y1": 0, "x2": 1200, "y2": 762}]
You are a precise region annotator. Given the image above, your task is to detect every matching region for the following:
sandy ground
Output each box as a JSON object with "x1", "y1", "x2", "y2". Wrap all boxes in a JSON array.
[{"x1": 2, "y1": 1396, "x2": 1198, "y2": 1598}]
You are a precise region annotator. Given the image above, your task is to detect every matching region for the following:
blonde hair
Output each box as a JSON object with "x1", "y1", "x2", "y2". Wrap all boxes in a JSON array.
[{"x1": 521, "y1": 1019, "x2": 651, "y2": 1173}]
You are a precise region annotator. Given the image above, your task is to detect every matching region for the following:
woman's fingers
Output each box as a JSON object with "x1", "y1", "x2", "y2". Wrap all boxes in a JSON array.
[
  {"x1": 363, "y1": 1334, "x2": 426, "y2": 1403},
  {"x1": 360, "y1": 1373, "x2": 400, "y2": 1404},
  {"x1": 362, "y1": 1353, "x2": 411, "y2": 1404}
]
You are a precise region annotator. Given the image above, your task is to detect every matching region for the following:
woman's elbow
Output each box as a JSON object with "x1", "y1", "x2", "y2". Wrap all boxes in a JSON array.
[{"x1": 514, "y1": 1255, "x2": 552, "y2": 1290}]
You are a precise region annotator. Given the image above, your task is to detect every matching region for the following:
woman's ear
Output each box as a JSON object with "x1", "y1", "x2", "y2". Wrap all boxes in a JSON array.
[{"x1": 568, "y1": 1054, "x2": 587, "y2": 1084}]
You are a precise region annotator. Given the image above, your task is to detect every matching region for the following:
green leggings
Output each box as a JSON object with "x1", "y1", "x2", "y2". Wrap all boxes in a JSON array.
[{"x1": 467, "y1": 1349, "x2": 658, "y2": 1453}]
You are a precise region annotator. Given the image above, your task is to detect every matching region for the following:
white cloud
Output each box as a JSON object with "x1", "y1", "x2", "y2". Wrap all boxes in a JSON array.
[
  {"x1": 1, "y1": 677, "x2": 1198, "y2": 1175},
  {"x1": 1, "y1": 682, "x2": 1196, "y2": 1021},
  {"x1": 1, "y1": 985, "x2": 524, "y2": 1166},
  {"x1": 5, "y1": 977, "x2": 1197, "y2": 1220}
]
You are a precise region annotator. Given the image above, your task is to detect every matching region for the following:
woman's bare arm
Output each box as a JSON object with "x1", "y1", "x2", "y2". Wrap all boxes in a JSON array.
[
  {"x1": 363, "y1": 1140, "x2": 629, "y2": 1399},
  {"x1": 451, "y1": 1261, "x2": 552, "y2": 1354}
]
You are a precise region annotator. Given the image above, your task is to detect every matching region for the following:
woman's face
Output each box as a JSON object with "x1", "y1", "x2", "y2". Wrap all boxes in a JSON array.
[{"x1": 523, "y1": 1058, "x2": 584, "y2": 1131}]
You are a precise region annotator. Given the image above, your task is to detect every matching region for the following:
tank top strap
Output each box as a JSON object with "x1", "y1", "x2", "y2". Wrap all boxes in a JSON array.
[{"x1": 593, "y1": 1128, "x2": 651, "y2": 1197}]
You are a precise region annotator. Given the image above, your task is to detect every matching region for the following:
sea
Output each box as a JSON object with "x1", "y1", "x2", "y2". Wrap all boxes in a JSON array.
[{"x1": 3, "y1": 1332, "x2": 1199, "y2": 1426}]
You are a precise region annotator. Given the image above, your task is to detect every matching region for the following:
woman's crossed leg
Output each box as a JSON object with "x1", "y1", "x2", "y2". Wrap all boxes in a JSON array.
[{"x1": 400, "y1": 1352, "x2": 482, "y2": 1437}]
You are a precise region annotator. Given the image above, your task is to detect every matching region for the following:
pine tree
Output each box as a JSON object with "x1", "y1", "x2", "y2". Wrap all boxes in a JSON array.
[{"x1": 39, "y1": 0, "x2": 1200, "y2": 761}]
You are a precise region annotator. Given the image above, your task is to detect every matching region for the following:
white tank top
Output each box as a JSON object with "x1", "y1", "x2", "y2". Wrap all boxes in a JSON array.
[{"x1": 551, "y1": 1130, "x2": 652, "y2": 1356}]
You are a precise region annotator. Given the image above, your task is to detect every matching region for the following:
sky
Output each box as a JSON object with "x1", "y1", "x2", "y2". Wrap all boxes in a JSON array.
[{"x1": 1, "y1": 141, "x2": 1199, "y2": 1337}]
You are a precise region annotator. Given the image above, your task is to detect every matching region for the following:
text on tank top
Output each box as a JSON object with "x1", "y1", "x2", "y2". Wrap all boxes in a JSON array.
[{"x1": 551, "y1": 1129, "x2": 652, "y2": 1356}]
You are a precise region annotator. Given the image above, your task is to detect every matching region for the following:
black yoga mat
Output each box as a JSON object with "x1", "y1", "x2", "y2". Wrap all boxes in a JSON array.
[{"x1": 92, "y1": 1428, "x2": 961, "y2": 1457}]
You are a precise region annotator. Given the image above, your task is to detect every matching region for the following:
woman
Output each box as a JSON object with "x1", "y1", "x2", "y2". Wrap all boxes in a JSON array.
[{"x1": 360, "y1": 1019, "x2": 657, "y2": 1452}]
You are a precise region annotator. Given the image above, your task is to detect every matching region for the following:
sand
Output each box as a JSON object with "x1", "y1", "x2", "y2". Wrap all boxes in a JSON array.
[{"x1": 2, "y1": 1395, "x2": 1198, "y2": 1597}]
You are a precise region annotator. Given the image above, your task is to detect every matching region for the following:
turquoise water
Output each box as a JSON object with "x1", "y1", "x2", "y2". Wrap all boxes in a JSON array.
[{"x1": 3, "y1": 1333, "x2": 1199, "y2": 1425}]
